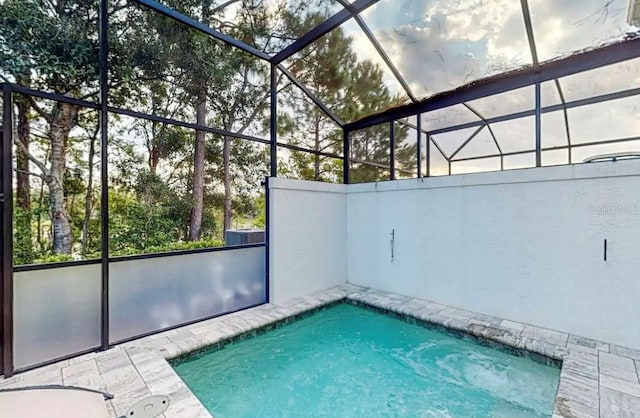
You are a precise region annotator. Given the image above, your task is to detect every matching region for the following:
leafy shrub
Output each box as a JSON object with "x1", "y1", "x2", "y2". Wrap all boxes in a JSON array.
[
  {"x1": 110, "y1": 239, "x2": 224, "y2": 257},
  {"x1": 32, "y1": 253, "x2": 74, "y2": 264}
]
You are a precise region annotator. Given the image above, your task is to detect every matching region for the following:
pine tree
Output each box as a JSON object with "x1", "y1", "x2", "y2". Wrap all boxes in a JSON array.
[{"x1": 279, "y1": 12, "x2": 411, "y2": 182}]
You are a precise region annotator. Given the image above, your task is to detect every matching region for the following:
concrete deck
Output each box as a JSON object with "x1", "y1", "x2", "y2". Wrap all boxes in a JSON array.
[{"x1": 2, "y1": 284, "x2": 639, "y2": 417}]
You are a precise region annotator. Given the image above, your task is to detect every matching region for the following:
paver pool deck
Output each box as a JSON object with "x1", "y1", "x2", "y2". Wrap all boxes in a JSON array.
[{"x1": 1, "y1": 283, "x2": 639, "y2": 417}]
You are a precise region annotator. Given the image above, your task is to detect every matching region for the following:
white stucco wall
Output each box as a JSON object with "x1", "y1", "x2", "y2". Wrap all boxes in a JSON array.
[
  {"x1": 268, "y1": 178, "x2": 347, "y2": 304},
  {"x1": 347, "y1": 161, "x2": 640, "y2": 349}
]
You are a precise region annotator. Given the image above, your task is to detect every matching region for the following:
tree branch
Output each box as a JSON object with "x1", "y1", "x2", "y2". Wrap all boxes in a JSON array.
[
  {"x1": 234, "y1": 75, "x2": 290, "y2": 136},
  {"x1": 13, "y1": 168, "x2": 45, "y2": 180},
  {"x1": 13, "y1": 137, "x2": 49, "y2": 177},
  {"x1": 26, "y1": 96, "x2": 53, "y2": 123},
  {"x1": 211, "y1": 0, "x2": 241, "y2": 14}
]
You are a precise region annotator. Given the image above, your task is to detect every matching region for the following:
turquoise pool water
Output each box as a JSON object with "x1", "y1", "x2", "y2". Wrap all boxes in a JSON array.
[{"x1": 173, "y1": 304, "x2": 560, "y2": 417}]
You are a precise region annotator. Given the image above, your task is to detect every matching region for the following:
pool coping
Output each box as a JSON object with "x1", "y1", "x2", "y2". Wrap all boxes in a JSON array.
[
  {"x1": 2, "y1": 283, "x2": 639, "y2": 417},
  {"x1": 169, "y1": 297, "x2": 562, "y2": 370}
]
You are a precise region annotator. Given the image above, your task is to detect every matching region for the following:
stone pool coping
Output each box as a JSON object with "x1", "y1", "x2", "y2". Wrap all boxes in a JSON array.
[{"x1": 1, "y1": 283, "x2": 639, "y2": 417}]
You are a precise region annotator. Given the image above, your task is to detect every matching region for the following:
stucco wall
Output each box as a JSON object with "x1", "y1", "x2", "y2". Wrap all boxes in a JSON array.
[
  {"x1": 268, "y1": 178, "x2": 347, "y2": 304},
  {"x1": 347, "y1": 161, "x2": 640, "y2": 349}
]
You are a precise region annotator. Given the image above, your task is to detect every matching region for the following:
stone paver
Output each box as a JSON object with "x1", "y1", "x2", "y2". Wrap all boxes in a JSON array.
[
  {"x1": 500, "y1": 319, "x2": 525, "y2": 333},
  {"x1": 600, "y1": 387, "x2": 640, "y2": 418},
  {"x1": 610, "y1": 345, "x2": 640, "y2": 361},
  {"x1": 1, "y1": 283, "x2": 639, "y2": 417},
  {"x1": 569, "y1": 335, "x2": 610, "y2": 353}
]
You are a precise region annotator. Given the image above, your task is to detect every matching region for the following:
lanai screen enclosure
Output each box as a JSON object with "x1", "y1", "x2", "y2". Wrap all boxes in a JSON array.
[{"x1": 1, "y1": 0, "x2": 639, "y2": 377}]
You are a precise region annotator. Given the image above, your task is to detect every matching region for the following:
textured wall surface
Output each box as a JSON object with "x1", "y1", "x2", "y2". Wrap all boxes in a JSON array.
[
  {"x1": 269, "y1": 178, "x2": 347, "y2": 304},
  {"x1": 347, "y1": 161, "x2": 640, "y2": 349}
]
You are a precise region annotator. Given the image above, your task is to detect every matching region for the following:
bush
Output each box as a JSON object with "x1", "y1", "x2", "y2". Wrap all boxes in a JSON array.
[
  {"x1": 19, "y1": 239, "x2": 225, "y2": 265},
  {"x1": 110, "y1": 239, "x2": 225, "y2": 257},
  {"x1": 32, "y1": 253, "x2": 74, "y2": 264}
]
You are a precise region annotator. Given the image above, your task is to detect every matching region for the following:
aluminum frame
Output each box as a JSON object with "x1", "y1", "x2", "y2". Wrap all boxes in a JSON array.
[
  {"x1": 1, "y1": 86, "x2": 14, "y2": 376},
  {"x1": 344, "y1": 50, "x2": 640, "y2": 181},
  {"x1": 121, "y1": 0, "x2": 640, "y2": 183},
  {"x1": 335, "y1": 0, "x2": 416, "y2": 102},
  {"x1": 2, "y1": 0, "x2": 640, "y2": 375},
  {"x1": 271, "y1": 0, "x2": 380, "y2": 65},
  {"x1": 99, "y1": 0, "x2": 110, "y2": 353},
  {"x1": 135, "y1": 0, "x2": 270, "y2": 60},
  {"x1": 126, "y1": 0, "x2": 640, "y2": 183},
  {"x1": 345, "y1": 36, "x2": 640, "y2": 132},
  {"x1": 0, "y1": 81, "x2": 275, "y2": 375}
]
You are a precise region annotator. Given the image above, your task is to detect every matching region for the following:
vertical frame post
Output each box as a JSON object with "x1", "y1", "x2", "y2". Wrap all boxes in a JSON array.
[
  {"x1": 99, "y1": 0, "x2": 110, "y2": 350},
  {"x1": 343, "y1": 129, "x2": 350, "y2": 184},
  {"x1": 389, "y1": 121, "x2": 395, "y2": 180},
  {"x1": 263, "y1": 176, "x2": 270, "y2": 303},
  {"x1": 416, "y1": 114, "x2": 422, "y2": 178},
  {"x1": 266, "y1": 65, "x2": 276, "y2": 302},
  {"x1": 535, "y1": 81, "x2": 542, "y2": 167},
  {"x1": 270, "y1": 64, "x2": 277, "y2": 177},
  {"x1": 426, "y1": 133, "x2": 431, "y2": 177},
  {"x1": 1, "y1": 86, "x2": 14, "y2": 377}
]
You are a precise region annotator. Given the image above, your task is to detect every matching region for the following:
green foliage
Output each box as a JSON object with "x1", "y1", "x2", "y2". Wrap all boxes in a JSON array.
[
  {"x1": 13, "y1": 206, "x2": 34, "y2": 265},
  {"x1": 0, "y1": 0, "x2": 99, "y2": 91},
  {"x1": 108, "y1": 185, "x2": 191, "y2": 255},
  {"x1": 278, "y1": 10, "x2": 409, "y2": 183},
  {"x1": 111, "y1": 239, "x2": 224, "y2": 257},
  {"x1": 64, "y1": 168, "x2": 86, "y2": 197},
  {"x1": 5, "y1": 0, "x2": 416, "y2": 266},
  {"x1": 253, "y1": 195, "x2": 266, "y2": 229},
  {"x1": 33, "y1": 253, "x2": 75, "y2": 264}
]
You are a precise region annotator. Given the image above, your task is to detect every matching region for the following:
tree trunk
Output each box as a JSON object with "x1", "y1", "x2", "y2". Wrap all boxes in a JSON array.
[
  {"x1": 82, "y1": 129, "x2": 97, "y2": 250},
  {"x1": 36, "y1": 169, "x2": 45, "y2": 251},
  {"x1": 188, "y1": 99, "x2": 206, "y2": 241},
  {"x1": 223, "y1": 136, "x2": 232, "y2": 233},
  {"x1": 15, "y1": 96, "x2": 33, "y2": 261},
  {"x1": 16, "y1": 99, "x2": 31, "y2": 209},
  {"x1": 149, "y1": 121, "x2": 160, "y2": 175},
  {"x1": 47, "y1": 102, "x2": 78, "y2": 254},
  {"x1": 314, "y1": 116, "x2": 321, "y2": 181}
]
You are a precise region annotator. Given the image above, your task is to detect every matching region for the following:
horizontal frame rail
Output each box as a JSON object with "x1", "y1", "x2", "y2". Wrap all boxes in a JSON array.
[
  {"x1": 107, "y1": 106, "x2": 270, "y2": 144},
  {"x1": 13, "y1": 243, "x2": 267, "y2": 272},
  {"x1": 277, "y1": 142, "x2": 343, "y2": 159},
  {"x1": 403, "y1": 86, "x2": 640, "y2": 137},
  {"x1": 345, "y1": 36, "x2": 640, "y2": 132},
  {"x1": 0, "y1": 83, "x2": 272, "y2": 146},
  {"x1": 450, "y1": 135, "x2": 640, "y2": 163}
]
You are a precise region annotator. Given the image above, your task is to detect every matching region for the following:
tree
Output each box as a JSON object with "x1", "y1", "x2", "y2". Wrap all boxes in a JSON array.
[
  {"x1": 196, "y1": 0, "x2": 272, "y2": 234},
  {"x1": 1, "y1": 0, "x2": 416, "y2": 263},
  {"x1": 132, "y1": 0, "x2": 271, "y2": 239},
  {"x1": 278, "y1": 13, "x2": 349, "y2": 182},
  {"x1": 279, "y1": 12, "x2": 410, "y2": 183},
  {"x1": 0, "y1": 0, "x2": 135, "y2": 254},
  {"x1": 14, "y1": 90, "x2": 33, "y2": 262}
]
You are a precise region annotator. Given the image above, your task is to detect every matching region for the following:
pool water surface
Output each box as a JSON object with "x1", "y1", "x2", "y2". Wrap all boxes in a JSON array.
[{"x1": 173, "y1": 303, "x2": 560, "y2": 417}]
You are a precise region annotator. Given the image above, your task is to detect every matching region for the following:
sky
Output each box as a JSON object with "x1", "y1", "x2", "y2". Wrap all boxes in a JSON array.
[
  {"x1": 143, "y1": 0, "x2": 640, "y2": 176},
  {"x1": 336, "y1": 0, "x2": 640, "y2": 174}
]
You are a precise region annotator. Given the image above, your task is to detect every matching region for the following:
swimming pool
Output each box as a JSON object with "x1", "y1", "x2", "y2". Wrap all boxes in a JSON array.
[{"x1": 173, "y1": 303, "x2": 560, "y2": 417}]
